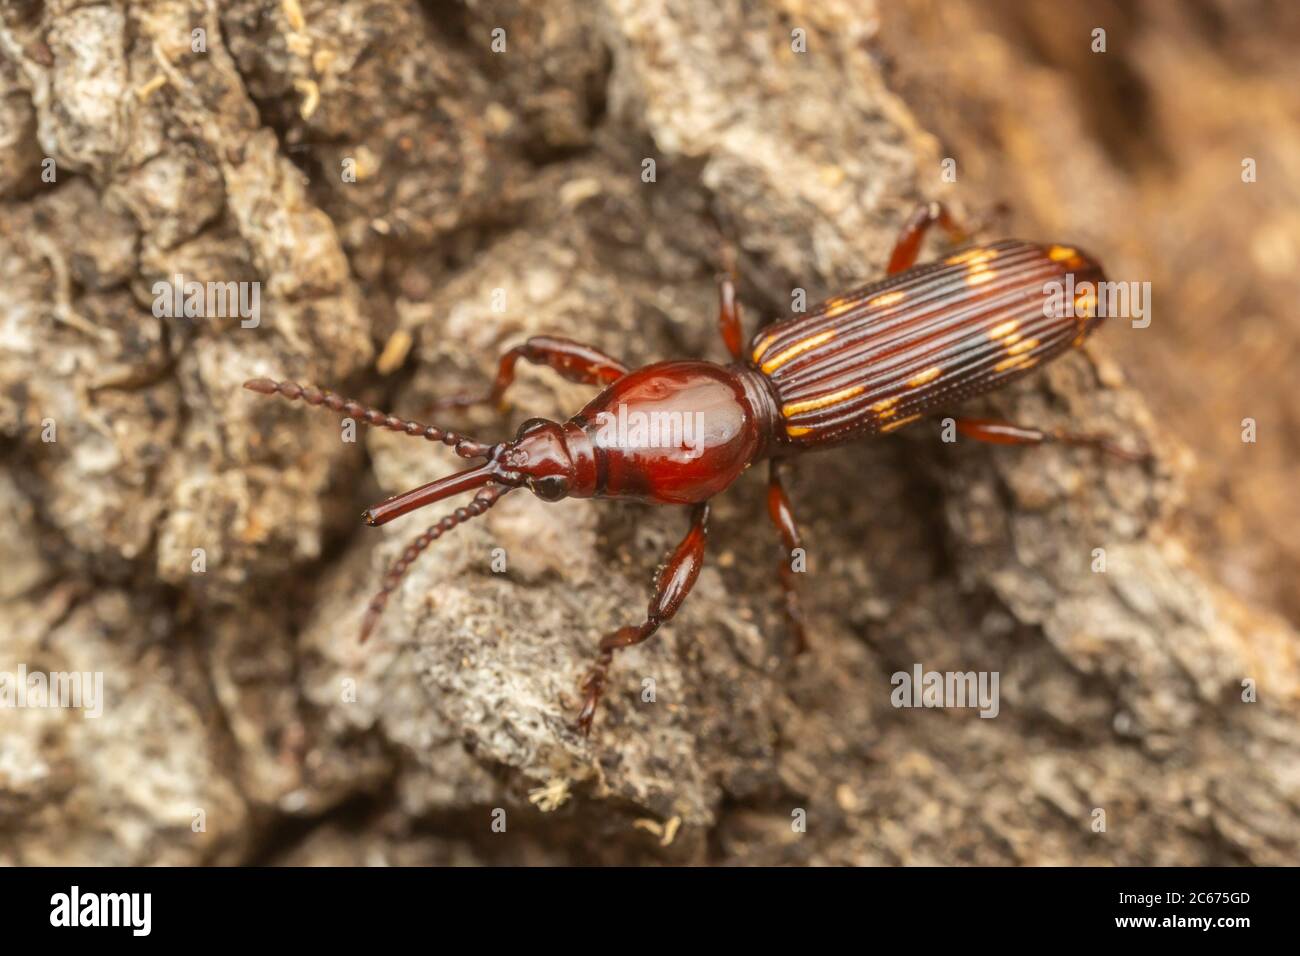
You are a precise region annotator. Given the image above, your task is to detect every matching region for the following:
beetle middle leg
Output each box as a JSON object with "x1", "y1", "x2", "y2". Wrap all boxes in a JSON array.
[
  {"x1": 953, "y1": 417, "x2": 1149, "y2": 462},
  {"x1": 577, "y1": 502, "x2": 710, "y2": 736},
  {"x1": 765, "y1": 460, "x2": 808, "y2": 654},
  {"x1": 888, "y1": 200, "x2": 968, "y2": 274},
  {"x1": 432, "y1": 335, "x2": 628, "y2": 412}
]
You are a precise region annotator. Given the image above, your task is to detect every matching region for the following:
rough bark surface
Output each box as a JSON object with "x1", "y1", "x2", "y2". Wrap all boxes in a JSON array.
[{"x1": 1, "y1": 0, "x2": 1296, "y2": 865}]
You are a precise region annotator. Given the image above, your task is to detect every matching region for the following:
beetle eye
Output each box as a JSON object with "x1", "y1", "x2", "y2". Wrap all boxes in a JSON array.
[
  {"x1": 531, "y1": 475, "x2": 569, "y2": 502},
  {"x1": 515, "y1": 417, "x2": 550, "y2": 442}
]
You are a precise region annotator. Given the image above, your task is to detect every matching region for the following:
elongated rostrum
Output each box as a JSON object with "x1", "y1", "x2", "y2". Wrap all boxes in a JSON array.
[{"x1": 244, "y1": 202, "x2": 1144, "y2": 735}]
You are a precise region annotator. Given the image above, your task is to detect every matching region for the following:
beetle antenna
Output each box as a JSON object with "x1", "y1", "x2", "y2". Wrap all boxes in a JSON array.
[
  {"x1": 243, "y1": 377, "x2": 494, "y2": 460},
  {"x1": 359, "y1": 484, "x2": 513, "y2": 643}
]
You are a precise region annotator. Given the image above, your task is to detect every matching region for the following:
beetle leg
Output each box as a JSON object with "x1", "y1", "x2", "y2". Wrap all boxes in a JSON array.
[
  {"x1": 716, "y1": 246, "x2": 744, "y2": 360},
  {"x1": 577, "y1": 502, "x2": 710, "y2": 736},
  {"x1": 432, "y1": 335, "x2": 628, "y2": 412},
  {"x1": 887, "y1": 200, "x2": 968, "y2": 274},
  {"x1": 953, "y1": 417, "x2": 1150, "y2": 462},
  {"x1": 766, "y1": 460, "x2": 808, "y2": 654}
]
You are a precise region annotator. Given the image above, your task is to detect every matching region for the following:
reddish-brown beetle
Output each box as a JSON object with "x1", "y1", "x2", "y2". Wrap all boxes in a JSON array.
[{"x1": 245, "y1": 202, "x2": 1143, "y2": 734}]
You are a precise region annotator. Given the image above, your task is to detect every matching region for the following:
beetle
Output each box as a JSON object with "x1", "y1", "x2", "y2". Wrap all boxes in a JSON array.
[{"x1": 244, "y1": 202, "x2": 1143, "y2": 735}]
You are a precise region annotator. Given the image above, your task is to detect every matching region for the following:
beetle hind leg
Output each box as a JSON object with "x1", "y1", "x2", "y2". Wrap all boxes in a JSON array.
[{"x1": 953, "y1": 417, "x2": 1150, "y2": 462}]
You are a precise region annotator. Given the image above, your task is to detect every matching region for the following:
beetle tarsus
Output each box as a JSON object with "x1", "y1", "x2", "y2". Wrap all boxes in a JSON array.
[{"x1": 576, "y1": 658, "x2": 609, "y2": 737}]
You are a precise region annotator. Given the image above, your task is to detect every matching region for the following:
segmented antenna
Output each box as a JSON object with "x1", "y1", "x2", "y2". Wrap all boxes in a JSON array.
[
  {"x1": 243, "y1": 377, "x2": 494, "y2": 460},
  {"x1": 358, "y1": 484, "x2": 513, "y2": 643}
]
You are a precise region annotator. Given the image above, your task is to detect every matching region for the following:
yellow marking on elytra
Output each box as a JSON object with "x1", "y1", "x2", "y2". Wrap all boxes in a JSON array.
[
  {"x1": 1051, "y1": 245, "x2": 1087, "y2": 270},
  {"x1": 871, "y1": 395, "x2": 900, "y2": 419},
  {"x1": 995, "y1": 355, "x2": 1040, "y2": 373},
  {"x1": 880, "y1": 413, "x2": 922, "y2": 433},
  {"x1": 946, "y1": 248, "x2": 997, "y2": 266},
  {"x1": 782, "y1": 384, "x2": 865, "y2": 416},
  {"x1": 761, "y1": 330, "x2": 836, "y2": 374},
  {"x1": 989, "y1": 319, "x2": 1019, "y2": 340},
  {"x1": 966, "y1": 266, "x2": 997, "y2": 286},
  {"x1": 824, "y1": 298, "x2": 855, "y2": 318},
  {"x1": 785, "y1": 424, "x2": 813, "y2": 438},
  {"x1": 869, "y1": 290, "x2": 906, "y2": 308},
  {"x1": 906, "y1": 366, "x2": 942, "y2": 388},
  {"x1": 1007, "y1": 337, "x2": 1039, "y2": 356},
  {"x1": 751, "y1": 332, "x2": 780, "y2": 363}
]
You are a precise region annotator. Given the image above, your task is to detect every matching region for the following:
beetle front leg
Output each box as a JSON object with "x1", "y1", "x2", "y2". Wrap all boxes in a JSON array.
[
  {"x1": 887, "y1": 200, "x2": 968, "y2": 274},
  {"x1": 766, "y1": 460, "x2": 808, "y2": 654},
  {"x1": 432, "y1": 335, "x2": 629, "y2": 412},
  {"x1": 953, "y1": 417, "x2": 1149, "y2": 462},
  {"x1": 577, "y1": 502, "x2": 710, "y2": 736}
]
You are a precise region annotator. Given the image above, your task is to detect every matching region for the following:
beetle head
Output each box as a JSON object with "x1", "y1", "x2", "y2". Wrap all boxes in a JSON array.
[{"x1": 493, "y1": 417, "x2": 590, "y2": 503}]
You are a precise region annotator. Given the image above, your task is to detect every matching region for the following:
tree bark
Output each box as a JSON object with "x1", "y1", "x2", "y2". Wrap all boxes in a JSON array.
[{"x1": 1, "y1": 0, "x2": 1296, "y2": 865}]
